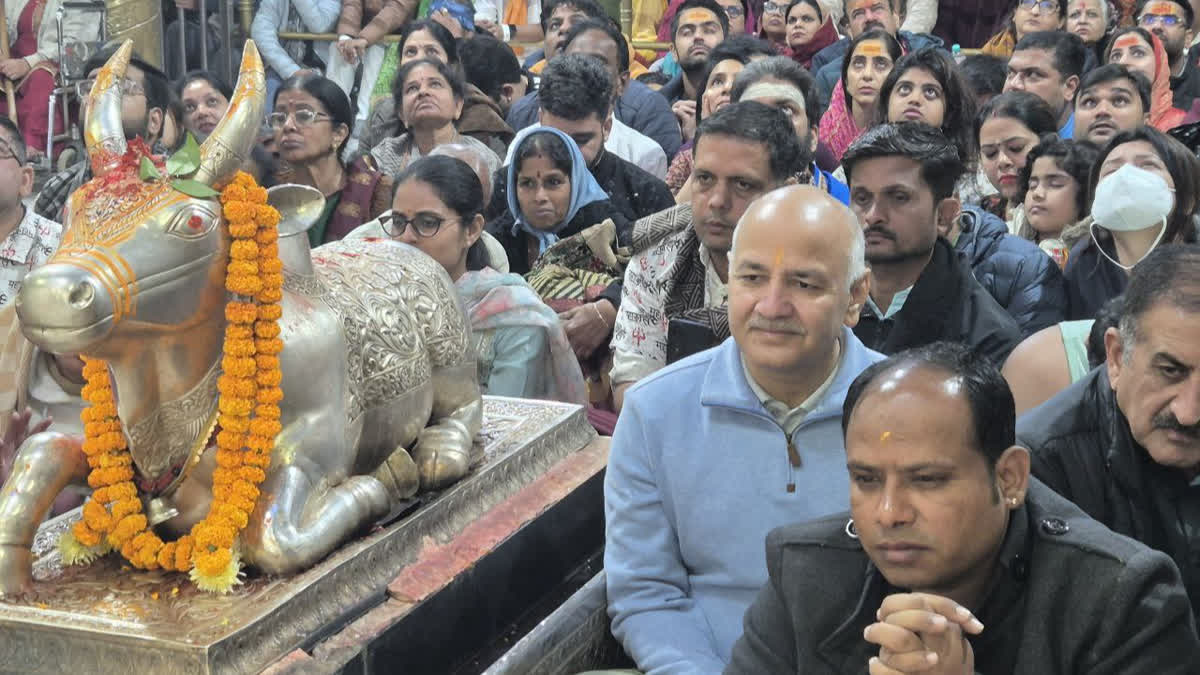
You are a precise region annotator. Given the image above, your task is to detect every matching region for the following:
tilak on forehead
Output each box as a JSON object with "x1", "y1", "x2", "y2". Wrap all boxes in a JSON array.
[
  {"x1": 1113, "y1": 34, "x2": 1144, "y2": 50},
  {"x1": 851, "y1": 0, "x2": 883, "y2": 12},
  {"x1": 856, "y1": 41, "x2": 886, "y2": 57},
  {"x1": 742, "y1": 81, "x2": 806, "y2": 108},
  {"x1": 681, "y1": 8, "x2": 719, "y2": 23},
  {"x1": 1146, "y1": 1, "x2": 1182, "y2": 15}
]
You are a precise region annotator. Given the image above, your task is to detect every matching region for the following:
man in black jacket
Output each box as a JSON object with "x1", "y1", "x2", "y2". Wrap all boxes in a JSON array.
[
  {"x1": 727, "y1": 342, "x2": 1198, "y2": 674},
  {"x1": 1018, "y1": 243, "x2": 1200, "y2": 620},
  {"x1": 842, "y1": 123, "x2": 1022, "y2": 364},
  {"x1": 949, "y1": 204, "x2": 1067, "y2": 338}
]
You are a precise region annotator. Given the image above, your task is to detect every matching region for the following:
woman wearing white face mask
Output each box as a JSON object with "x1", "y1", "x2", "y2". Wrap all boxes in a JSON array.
[{"x1": 1064, "y1": 127, "x2": 1200, "y2": 320}]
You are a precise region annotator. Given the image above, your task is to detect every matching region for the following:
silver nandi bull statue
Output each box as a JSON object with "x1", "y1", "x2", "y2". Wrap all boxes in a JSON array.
[{"x1": 0, "y1": 40, "x2": 481, "y2": 595}]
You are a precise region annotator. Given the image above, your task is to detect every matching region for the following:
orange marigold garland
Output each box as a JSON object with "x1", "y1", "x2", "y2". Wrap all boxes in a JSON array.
[{"x1": 58, "y1": 171, "x2": 284, "y2": 593}]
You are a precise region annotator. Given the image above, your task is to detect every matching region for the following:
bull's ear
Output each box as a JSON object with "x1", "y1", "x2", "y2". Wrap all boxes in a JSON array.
[{"x1": 267, "y1": 184, "x2": 325, "y2": 237}]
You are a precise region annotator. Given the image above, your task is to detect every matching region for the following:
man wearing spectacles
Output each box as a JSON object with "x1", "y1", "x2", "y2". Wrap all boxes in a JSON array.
[
  {"x1": 1136, "y1": 0, "x2": 1200, "y2": 110},
  {"x1": 33, "y1": 44, "x2": 169, "y2": 223}
]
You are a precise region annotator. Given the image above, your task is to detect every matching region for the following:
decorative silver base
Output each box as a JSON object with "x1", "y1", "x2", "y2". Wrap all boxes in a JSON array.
[{"x1": 0, "y1": 397, "x2": 596, "y2": 675}]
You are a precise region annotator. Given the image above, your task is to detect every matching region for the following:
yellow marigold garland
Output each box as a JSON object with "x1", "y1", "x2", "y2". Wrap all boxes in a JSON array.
[{"x1": 59, "y1": 172, "x2": 284, "y2": 593}]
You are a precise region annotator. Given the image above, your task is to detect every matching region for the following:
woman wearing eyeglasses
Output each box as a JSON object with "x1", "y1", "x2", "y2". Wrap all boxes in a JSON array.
[
  {"x1": 757, "y1": 0, "x2": 790, "y2": 53},
  {"x1": 369, "y1": 59, "x2": 502, "y2": 186},
  {"x1": 271, "y1": 72, "x2": 392, "y2": 247},
  {"x1": 982, "y1": 0, "x2": 1066, "y2": 58},
  {"x1": 364, "y1": 154, "x2": 587, "y2": 403}
]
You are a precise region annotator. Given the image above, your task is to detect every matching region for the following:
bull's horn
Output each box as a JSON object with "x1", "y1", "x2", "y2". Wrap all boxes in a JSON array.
[
  {"x1": 195, "y1": 40, "x2": 266, "y2": 187},
  {"x1": 84, "y1": 40, "x2": 133, "y2": 177}
]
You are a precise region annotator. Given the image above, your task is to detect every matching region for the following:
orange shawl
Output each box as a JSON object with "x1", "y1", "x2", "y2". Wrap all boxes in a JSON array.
[{"x1": 1147, "y1": 32, "x2": 1187, "y2": 131}]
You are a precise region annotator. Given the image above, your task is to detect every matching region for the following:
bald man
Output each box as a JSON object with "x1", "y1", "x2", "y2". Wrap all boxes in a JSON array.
[
  {"x1": 431, "y1": 142, "x2": 495, "y2": 206},
  {"x1": 605, "y1": 185, "x2": 885, "y2": 673}
]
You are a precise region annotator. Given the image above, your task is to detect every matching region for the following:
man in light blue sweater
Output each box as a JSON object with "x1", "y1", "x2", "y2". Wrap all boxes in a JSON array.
[{"x1": 605, "y1": 183, "x2": 885, "y2": 674}]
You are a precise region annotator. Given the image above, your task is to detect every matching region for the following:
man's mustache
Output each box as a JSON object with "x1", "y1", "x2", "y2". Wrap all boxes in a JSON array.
[
  {"x1": 1153, "y1": 412, "x2": 1200, "y2": 439},
  {"x1": 747, "y1": 318, "x2": 804, "y2": 334},
  {"x1": 864, "y1": 226, "x2": 895, "y2": 241}
]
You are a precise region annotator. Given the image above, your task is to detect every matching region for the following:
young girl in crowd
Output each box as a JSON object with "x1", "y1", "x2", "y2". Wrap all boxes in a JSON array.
[
  {"x1": 819, "y1": 29, "x2": 900, "y2": 163},
  {"x1": 1017, "y1": 135, "x2": 1100, "y2": 266},
  {"x1": 369, "y1": 59, "x2": 502, "y2": 180},
  {"x1": 882, "y1": 48, "x2": 979, "y2": 164},
  {"x1": 1104, "y1": 27, "x2": 1189, "y2": 130},
  {"x1": 380, "y1": 155, "x2": 586, "y2": 403},
  {"x1": 487, "y1": 126, "x2": 630, "y2": 274},
  {"x1": 982, "y1": 0, "x2": 1067, "y2": 58},
  {"x1": 1064, "y1": 127, "x2": 1200, "y2": 319},
  {"x1": 271, "y1": 73, "x2": 391, "y2": 246},
  {"x1": 975, "y1": 90, "x2": 1059, "y2": 230}
]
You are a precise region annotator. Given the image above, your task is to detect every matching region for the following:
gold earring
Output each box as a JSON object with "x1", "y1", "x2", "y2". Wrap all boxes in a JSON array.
[{"x1": 1007, "y1": 496, "x2": 1019, "y2": 507}]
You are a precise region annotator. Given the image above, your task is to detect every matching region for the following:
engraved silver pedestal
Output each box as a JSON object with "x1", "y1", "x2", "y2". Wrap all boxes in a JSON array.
[{"x1": 0, "y1": 397, "x2": 597, "y2": 674}]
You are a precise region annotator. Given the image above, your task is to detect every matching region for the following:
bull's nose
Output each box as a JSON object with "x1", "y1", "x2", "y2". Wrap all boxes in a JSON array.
[{"x1": 16, "y1": 263, "x2": 116, "y2": 353}]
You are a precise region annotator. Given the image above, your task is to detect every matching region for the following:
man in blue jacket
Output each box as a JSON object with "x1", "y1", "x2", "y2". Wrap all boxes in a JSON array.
[
  {"x1": 811, "y1": 0, "x2": 944, "y2": 110},
  {"x1": 605, "y1": 184, "x2": 885, "y2": 673}
]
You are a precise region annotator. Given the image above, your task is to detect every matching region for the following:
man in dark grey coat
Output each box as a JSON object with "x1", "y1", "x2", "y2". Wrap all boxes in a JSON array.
[
  {"x1": 1018, "y1": 244, "x2": 1200, "y2": 622},
  {"x1": 727, "y1": 342, "x2": 1198, "y2": 675}
]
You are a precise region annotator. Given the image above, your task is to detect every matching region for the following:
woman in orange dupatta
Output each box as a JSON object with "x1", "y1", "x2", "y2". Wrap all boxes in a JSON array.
[{"x1": 1105, "y1": 27, "x2": 1187, "y2": 131}]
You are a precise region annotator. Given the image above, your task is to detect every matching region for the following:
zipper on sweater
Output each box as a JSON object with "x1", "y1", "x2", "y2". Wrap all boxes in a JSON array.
[{"x1": 785, "y1": 431, "x2": 801, "y2": 492}]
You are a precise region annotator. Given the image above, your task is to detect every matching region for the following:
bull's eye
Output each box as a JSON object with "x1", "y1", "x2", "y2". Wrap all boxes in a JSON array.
[{"x1": 166, "y1": 207, "x2": 218, "y2": 239}]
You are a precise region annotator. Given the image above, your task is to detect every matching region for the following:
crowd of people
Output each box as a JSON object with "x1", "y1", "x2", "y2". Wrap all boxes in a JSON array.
[{"x1": 0, "y1": 0, "x2": 1198, "y2": 671}]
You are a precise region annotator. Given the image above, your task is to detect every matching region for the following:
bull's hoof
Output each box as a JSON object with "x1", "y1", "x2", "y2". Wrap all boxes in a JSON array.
[
  {"x1": 411, "y1": 443, "x2": 470, "y2": 491},
  {"x1": 371, "y1": 447, "x2": 420, "y2": 501},
  {"x1": 0, "y1": 544, "x2": 33, "y2": 598}
]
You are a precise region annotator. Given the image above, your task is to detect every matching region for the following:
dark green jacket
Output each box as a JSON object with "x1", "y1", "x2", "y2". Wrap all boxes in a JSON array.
[{"x1": 726, "y1": 480, "x2": 1199, "y2": 674}]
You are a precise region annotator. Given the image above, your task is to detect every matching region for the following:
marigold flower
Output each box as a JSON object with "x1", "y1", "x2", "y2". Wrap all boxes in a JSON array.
[
  {"x1": 258, "y1": 304, "x2": 283, "y2": 321},
  {"x1": 228, "y1": 221, "x2": 257, "y2": 239},
  {"x1": 255, "y1": 355, "x2": 280, "y2": 371},
  {"x1": 223, "y1": 338, "x2": 256, "y2": 358},
  {"x1": 226, "y1": 260, "x2": 258, "y2": 278},
  {"x1": 71, "y1": 521, "x2": 102, "y2": 548},
  {"x1": 215, "y1": 449, "x2": 244, "y2": 469},
  {"x1": 256, "y1": 386, "x2": 283, "y2": 404},
  {"x1": 193, "y1": 547, "x2": 232, "y2": 578},
  {"x1": 249, "y1": 419, "x2": 283, "y2": 438},
  {"x1": 218, "y1": 396, "x2": 254, "y2": 417},
  {"x1": 225, "y1": 301, "x2": 258, "y2": 324},
  {"x1": 249, "y1": 186, "x2": 268, "y2": 203},
  {"x1": 257, "y1": 288, "x2": 283, "y2": 303},
  {"x1": 255, "y1": 338, "x2": 283, "y2": 355},
  {"x1": 219, "y1": 414, "x2": 250, "y2": 432},
  {"x1": 221, "y1": 185, "x2": 249, "y2": 204},
  {"x1": 227, "y1": 274, "x2": 263, "y2": 296},
  {"x1": 256, "y1": 369, "x2": 282, "y2": 387},
  {"x1": 217, "y1": 502, "x2": 250, "y2": 529},
  {"x1": 240, "y1": 446, "x2": 268, "y2": 461},
  {"x1": 229, "y1": 494, "x2": 257, "y2": 513},
  {"x1": 230, "y1": 239, "x2": 259, "y2": 261},
  {"x1": 111, "y1": 497, "x2": 142, "y2": 520},
  {"x1": 221, "y1": 356, "x2": 255, "y2": 377},
  {"x1": 108, "y1": 513, "x2": 147, "y2": 546},
  {"x1": 218, "y1": 375, "x2": 256, "y2": 398},
  {"x1": 211, "y1": 467, "x2": 239, "y2": 487}
]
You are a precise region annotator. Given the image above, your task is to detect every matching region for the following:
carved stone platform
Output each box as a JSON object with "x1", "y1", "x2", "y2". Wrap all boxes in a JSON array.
[{"x1": 0, "y1": 397, "x2": 598, "y2": 675}]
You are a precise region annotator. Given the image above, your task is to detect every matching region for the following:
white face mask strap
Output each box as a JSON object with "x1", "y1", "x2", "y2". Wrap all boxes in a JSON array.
[{"x1": 1090, "y1": 217, "x2": 1168, "y2": 271}]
